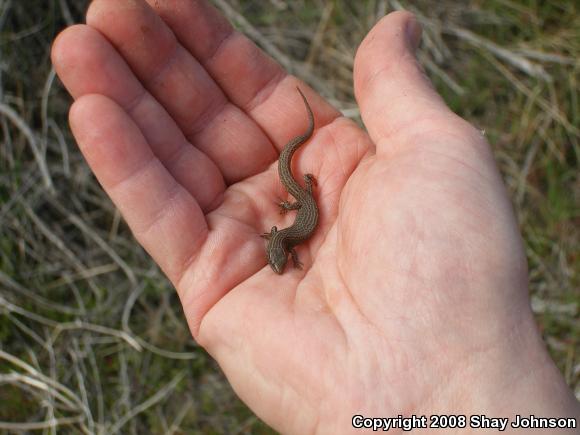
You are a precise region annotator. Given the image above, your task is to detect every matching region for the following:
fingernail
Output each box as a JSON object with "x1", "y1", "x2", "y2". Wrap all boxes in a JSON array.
[{"x1": 406, "y1": 16, "x2": 422, "y2": 50}]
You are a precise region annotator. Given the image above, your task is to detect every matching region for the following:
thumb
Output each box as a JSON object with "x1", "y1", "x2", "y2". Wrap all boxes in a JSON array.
[{"x1": 354, "y1": 11, "x2": 456, "y2": 153}]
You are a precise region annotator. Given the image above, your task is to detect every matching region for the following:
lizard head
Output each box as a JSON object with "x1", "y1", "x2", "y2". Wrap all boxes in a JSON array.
[
  {"x1": 267, "y1": 245, "x2": 288, "y2": 274},
  {"x1": 266, "y1": 238, "x2": 288, "y2": 274}
]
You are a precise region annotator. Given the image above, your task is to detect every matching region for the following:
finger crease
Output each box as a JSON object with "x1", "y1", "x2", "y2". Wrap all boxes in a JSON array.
[
  {"x1": 243, "y1": 69, "x2": 286, "y2": 114},
  {"x1": 203, "y1": 27, "x2": 236, "y2": 65},
  {"x1": 164, "y1": 138, "x2": 192, "y2": 171},
  {"x1": 175, "y1": 233, "x2": 207, "y2": 290},
  {"x1": 146, "y1": 41, "x2": 180, "y2": 89},
  {"x1": 134, "y1": 180, "x2": 184, "y2": 237},
  {"x1": 124, "y1": 87, "x2": 148, "y2": 115},
  {"x1": 107, "y1": 154, "x2": 159, "y2": 193},
  {"x1": 183, "y1": 98, "x2": 228, "y2": 138}
]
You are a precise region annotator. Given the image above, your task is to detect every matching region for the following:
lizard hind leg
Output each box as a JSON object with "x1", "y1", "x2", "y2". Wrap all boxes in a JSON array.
[
  {"x1": 261, "y1": 226, "x2": 278, "y2": 240},
  {"x1": 289, "y1": 248, "x2": 303, "y2": 269},
  {"x1": 304, "y1": 173, "x2": 317, "y2": 194},
  {"x1": 278, "y1": 200, "x2": 301, "y2": 215}
]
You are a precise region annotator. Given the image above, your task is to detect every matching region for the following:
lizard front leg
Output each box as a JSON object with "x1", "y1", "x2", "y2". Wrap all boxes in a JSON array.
[
  {"x1": 289, "y1": 247, "x2": 303, "y2": 269},
  {"x1": 304, "y1": 173, "x2": 317, "y2": 195},
  {"x1": 261, "y1": 226, "x2": 278, "y2": 240},
  {"x1": 278, "y1": 200, "x2": 301, "y2": 215}
]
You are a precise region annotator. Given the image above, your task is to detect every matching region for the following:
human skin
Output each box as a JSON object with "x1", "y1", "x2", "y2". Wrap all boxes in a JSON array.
[{"x1": 51, "y1": 1, "x2": 579, "y2": 433}]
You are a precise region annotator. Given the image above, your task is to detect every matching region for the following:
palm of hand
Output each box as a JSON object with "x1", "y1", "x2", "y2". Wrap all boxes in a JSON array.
[
  {"x1": 53, "y1": 1, "x2": 533, "y2": 433},
  {"x1": 200, "y1": 114, "x2": 529, "y2": 432}
]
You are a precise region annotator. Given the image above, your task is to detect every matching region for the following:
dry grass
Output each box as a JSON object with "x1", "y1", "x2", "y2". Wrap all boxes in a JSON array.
[{"x1": 0, "y1": 0, "x2": 578, "y2": 433}]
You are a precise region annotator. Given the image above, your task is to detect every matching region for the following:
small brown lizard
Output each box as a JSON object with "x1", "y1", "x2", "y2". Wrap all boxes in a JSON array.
[{"x1": 262, "y1": 87, "x2": 319, "y2": 274}]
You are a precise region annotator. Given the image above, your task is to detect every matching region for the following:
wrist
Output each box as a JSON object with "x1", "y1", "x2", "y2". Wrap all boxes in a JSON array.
[{"x1": 433, "y1": 313, "x2": 579, "y2": 433}]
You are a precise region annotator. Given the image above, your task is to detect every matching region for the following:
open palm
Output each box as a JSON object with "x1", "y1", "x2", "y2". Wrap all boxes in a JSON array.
[{"x1": 53, "y1": 1, "x2": 576, "y2": 433}]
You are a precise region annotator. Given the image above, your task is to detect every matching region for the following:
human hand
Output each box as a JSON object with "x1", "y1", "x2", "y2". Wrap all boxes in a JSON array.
[{"x1": 52, "y1": 1, "x2": 579, "y2": 433}]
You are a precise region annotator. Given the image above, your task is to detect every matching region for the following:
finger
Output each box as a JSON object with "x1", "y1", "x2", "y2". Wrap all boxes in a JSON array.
[
  {"x1": 354, "y1": 12, "x2": 469, "y2": 154},
  {"x1": 52, "y1": 25, "x2": 224, "y2": 211},
  {"x1": 89, "y1": 0, "x2": 339, "y2": 160},
  {"x1": 51, "y1": 25, "x2": 225, "y2": 211},
  {"x1": 87, "y1": 0, "x2": 276, "y2": 183},
  {"x1": 144, "y1": 0, "x2": 281, "y2": 108},
  {"x1": 145, "y1": 0, "x2": 340, "y2": 143},
  {"x1": 86, "y1": 0, "x2": 277, "y2": 182},
  {"x1": 69, "y1": 94, "x2": 207, "y2": 284}
]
